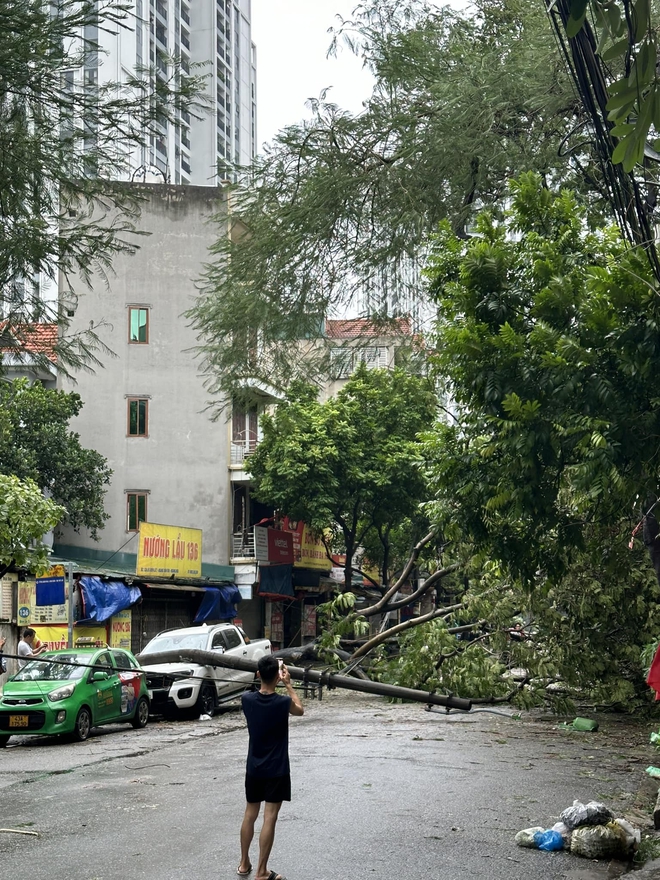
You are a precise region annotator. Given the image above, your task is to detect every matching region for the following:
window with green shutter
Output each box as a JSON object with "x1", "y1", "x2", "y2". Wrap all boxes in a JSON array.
[
  {"x1": 128, "y1": 307, "x2": 149, "y2": 343},
  {"x1": 127, "y1": 493, "x2": 147, "y2": 531},
  {"x1": 127, "y1": 398, "x2": 148, "y2": 436}
]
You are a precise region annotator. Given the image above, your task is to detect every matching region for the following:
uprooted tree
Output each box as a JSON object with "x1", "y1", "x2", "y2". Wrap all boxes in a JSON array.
[
  {"x1": 411, "y1": 173, "x2": 660, "y2": 709},
  {"x1": 280, "y1": 176, "x2": 660, "y2": 711}
]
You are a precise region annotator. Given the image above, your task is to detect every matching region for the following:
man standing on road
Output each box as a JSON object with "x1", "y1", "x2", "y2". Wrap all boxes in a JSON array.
[
  {"x1": 238, "y1": 655, "x2": 304, "y2": 880},
  {"x1": 17, "y1": 628, "x2": 47, "y2": 668}
]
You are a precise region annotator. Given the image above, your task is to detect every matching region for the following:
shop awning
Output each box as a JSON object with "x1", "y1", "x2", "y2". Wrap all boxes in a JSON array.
[{"x1": 141, "y1": 583, "x2": 207, "y2": 593}]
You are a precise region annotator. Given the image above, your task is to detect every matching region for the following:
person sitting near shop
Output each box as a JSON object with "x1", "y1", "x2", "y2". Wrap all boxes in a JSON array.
[{"x1": 17, "y1": 628, "x2": 47, "y2": 668}]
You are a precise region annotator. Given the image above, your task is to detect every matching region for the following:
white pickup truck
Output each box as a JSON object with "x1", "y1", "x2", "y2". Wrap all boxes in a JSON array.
[{"x1": 138, "y1": 623, "x2": 271, "y2": 717}]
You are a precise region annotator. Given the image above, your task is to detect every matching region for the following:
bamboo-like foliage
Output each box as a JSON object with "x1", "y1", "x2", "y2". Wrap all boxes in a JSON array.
[
  {"x1": 189, "y1": 0, "x2": 585, "y2": 408},
  {"x1": 0, "y1": 0, "x2": 206, "y2": 374}
]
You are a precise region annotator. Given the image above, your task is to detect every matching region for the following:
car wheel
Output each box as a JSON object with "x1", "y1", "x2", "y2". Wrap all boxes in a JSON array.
[
  {"x1": 73, "y1": 706, "x2": 92, "y2": 742},
  {"x1": 196, "y1": 683, "x2": 216, "y2": 717},
  {"x1": 0, "y1": 735, "x2": 9, "y2": 748},
  {"x1": 131, "y1": 696, "x2": 149, "y2": 729}
]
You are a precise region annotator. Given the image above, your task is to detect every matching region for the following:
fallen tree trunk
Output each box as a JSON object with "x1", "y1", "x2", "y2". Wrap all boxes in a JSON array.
[
  {"x1": 135, "y1": 649, "x2": 472, "y2": 712},
  {"x1": 271, "y1": 644, "x2": 372, "y2": 680}
]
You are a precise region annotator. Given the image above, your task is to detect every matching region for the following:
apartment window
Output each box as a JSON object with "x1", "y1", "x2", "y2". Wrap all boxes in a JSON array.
[
  {"x1": 330, "y1": 347, "x2": 354, "y2": 379},
  {"x1": 232, "y1": 406, "x2": 258, "y2": 448},
  {"x1": 129, "y1": 307, "x2": 149, "y2": 343},
  {"x1": 156, "y1": 22, "x2": 167, "y2": 47},
  {"x1": 127, "y1": 398, "x2": 149, "y2": 437},
  {"x1": 357, "y1": 346, "x2": 388, "y2": 369},
  {"x1": 127, "y1": 493, "x2": 148, "y2": 532}
]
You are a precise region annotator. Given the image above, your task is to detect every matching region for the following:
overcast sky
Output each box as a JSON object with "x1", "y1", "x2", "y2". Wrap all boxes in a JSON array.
[{"x1": 251, "y1": 1, "x2": 375, "y2": 151}]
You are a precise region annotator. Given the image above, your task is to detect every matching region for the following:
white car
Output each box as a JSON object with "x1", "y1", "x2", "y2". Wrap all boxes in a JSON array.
[{"x1": 138, "y1": 623, "x2": 272, "y2": 717}]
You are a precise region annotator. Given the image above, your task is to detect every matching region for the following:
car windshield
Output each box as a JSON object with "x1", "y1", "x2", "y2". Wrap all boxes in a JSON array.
[
  {"x1": 140, "y1": 633, "x2": 207, "y2": 655},
  {"x1": 13, "y1": 653, "x2": 90, "y2": 682}
]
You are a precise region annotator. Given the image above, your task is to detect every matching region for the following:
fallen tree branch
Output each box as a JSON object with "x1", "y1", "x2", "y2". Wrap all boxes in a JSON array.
[
  {"x1": 469, "y1": 676, "x2": 530, "y2": 705},
  {"x1": 360, "y1": 561, "x2": 462, "y2": 618},
  {"x1": 271, "y1": 643, "x2": 372, "y2": 680},
  {"x1": 358, "y1": 528, "x2": 440, "y2": 616},
  {"x1": 350, "y1": 602, "x2": 465, "y2": 659}
]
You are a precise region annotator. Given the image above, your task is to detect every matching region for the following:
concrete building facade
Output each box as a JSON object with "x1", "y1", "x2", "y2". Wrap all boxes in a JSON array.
[
  {"x1": 89, "y1": 0, "x2": 257, "y2": 184},
  {"x1": 55, "y1": 186, "x2": 233, "y2": 580}
]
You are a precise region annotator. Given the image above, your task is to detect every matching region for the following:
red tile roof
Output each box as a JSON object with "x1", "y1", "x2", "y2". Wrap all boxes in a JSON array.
[
  {"x1": 1, "y1": 323, "x2": 58, "y2": 363},
  {"x1": 325, "y1": 317, "x2": 412, "y2": 339}
]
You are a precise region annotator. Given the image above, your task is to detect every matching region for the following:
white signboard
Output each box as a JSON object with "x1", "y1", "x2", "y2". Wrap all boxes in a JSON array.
[{"x1": 254, "y1": 526, "x2": 269, "y2": 563}]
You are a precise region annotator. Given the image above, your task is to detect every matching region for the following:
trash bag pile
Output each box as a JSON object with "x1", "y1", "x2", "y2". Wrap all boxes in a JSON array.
[{"x1": 516, "y1": 800, "x2": 641, "y2": 859}]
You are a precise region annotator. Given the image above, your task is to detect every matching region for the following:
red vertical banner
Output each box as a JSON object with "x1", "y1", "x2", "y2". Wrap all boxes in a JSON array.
[
  {"x1": 270, "y1": 604, "x2": 284, "y2": 643},
  {"x1": 302, "y1": 605, "x2": 317, "y2": 638}
]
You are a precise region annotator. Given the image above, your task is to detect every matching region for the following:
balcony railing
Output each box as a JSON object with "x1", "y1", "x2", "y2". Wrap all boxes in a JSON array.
[
  {"x1": 230, "y1": 438, "x2": 258, "y2": 466},
  {"x1": 232, "y1": 531, "x2": 255, "y2": 559}
]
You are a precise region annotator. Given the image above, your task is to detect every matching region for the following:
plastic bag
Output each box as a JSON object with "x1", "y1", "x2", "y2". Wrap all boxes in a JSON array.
[
  {"x1": 614, "y1": 818, "x2": 640, "y2": 849},
  {"x1": 551, "y1": 821, "x2": 572, "y2": 846},
  {"x1": 515, "y1": 827, "x2": 545, "y2": 848},
  {"x1": 560, "y1": 800, "x2": 614, "y2": 830},
  {"x1": 570, "y1": 823, "x2": 629, "y2": 860},
  {"x1": 534, "y1": 829, "x2": 565, "y2": 852}
]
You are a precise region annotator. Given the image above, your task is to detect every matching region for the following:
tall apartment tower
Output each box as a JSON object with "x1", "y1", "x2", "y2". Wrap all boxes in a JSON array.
[{"x1": 94, "y1": 0, "x2": 257, "y2": 184}]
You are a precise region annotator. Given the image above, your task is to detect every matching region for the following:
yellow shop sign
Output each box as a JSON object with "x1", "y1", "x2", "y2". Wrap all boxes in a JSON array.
[{"x1": 136, "y1": 523, "x2": 203, "y2": 578}]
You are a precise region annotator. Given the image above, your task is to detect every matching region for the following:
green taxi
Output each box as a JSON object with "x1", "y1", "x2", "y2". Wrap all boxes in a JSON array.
[{"x1": 0, "y1": 647, "x2": 150, "y2": 746}]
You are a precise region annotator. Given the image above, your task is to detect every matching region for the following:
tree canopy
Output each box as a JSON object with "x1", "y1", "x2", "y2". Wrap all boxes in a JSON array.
[
  {"x1": 248, "y1": 366, "x2": 437, "y2": 587},
  {"x1": 0, "y1": 474, "x2": 64, "y2": 577},
  {"x1": 308, "y1": 174, "x2": 660, "y2": 710},
  {"x1": 426, "y1": 171, "x2": 660, "y2": 586},
  {"x1": 1, "y1": 0, "x2": 204, "y2": 373},
  {"x1": 389, "y1": 171, "x2": 660, "y2": 707},
  {"x1": 190, "y1": 0, "x2": 585, "y2": 407},
  {"x1": 0, "y1": 380, "x2": 111, "y2": 539}
]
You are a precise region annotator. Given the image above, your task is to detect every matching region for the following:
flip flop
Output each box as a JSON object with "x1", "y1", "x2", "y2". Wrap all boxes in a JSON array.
[
  {"x1": 237, "y1": 864, "x2": 252, "y2": 877},
  {"x1": 266, "y1": 872, "x2": 287, "y2": 880}
]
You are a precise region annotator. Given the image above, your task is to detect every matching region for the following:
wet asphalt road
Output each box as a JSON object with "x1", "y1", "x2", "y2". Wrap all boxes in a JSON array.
[{"x1": 0, "y1": 691, "x2": 659, "y2": 880}]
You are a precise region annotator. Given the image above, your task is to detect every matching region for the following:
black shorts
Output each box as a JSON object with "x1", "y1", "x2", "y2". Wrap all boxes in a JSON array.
[{"x1": 245, "y1": 773, "x2": 291, "y2": 804}]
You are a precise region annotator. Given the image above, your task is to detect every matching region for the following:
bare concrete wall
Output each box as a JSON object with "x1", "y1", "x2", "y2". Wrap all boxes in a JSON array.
[{"x1": 57, "y1": 185, "x2": 231, "y2": 569}]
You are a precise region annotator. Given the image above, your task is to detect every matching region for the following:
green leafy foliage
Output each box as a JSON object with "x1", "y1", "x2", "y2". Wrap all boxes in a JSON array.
[
  {"x1": 0, "y1": 474, "x2": 64, "y2": 575},
  {"x1": 248, "y1": 366, "x2": 436, "y2": 585},
  {"x1": 0, "y1": 380, "x2": 111, "y2": 538},
  {"x1": 0, "y1": 0, "x2": 206, "y2": 373},
  {"x1": 427, "y1": 172, "x2": 660, "y2": 584},
  {"x1": 414, "y1": 172, "x2": 660, "y2": 707},
  {"x1": 189, "y1": 0, "x2": 583, "y2": 405},
  {"x1": 317, "y1": 591, "x2": 369, "y2": 657},
  {"x1": 565, "y1": 0, "x2": 658, "y2": 172}
]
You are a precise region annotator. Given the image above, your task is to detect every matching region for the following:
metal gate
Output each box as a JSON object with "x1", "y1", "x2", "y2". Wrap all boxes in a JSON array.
[{"x1": 131, "y1": 596, "x2": 195, "y2": 655}]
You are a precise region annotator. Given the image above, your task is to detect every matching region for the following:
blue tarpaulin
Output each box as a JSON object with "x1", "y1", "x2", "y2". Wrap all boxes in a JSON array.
[
  {"x1": 78, "y1": 576, "x2": 142, "y2": 624},
  {"x1": 193, "y1": 584, "x2": 242, "y2": 623},
  {"x1": 257, "y1": 564, "x2": 295, "y2": 599}
]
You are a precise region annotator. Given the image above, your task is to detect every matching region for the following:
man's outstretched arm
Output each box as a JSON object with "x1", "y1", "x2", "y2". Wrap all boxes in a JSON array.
[{"x1": 280, "y1": 664, "x2": 304, "y2": 716}]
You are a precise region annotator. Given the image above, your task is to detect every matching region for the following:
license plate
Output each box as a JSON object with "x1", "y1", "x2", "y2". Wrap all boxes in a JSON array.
[{"x1": 9, "y1": 715, "x2": 29, "y2": 728}]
